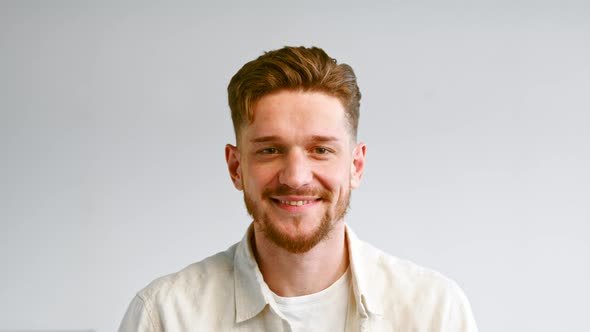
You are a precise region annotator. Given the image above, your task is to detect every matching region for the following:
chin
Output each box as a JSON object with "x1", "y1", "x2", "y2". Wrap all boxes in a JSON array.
[
  {"x1": 244, "y1": 190, "x2": 350, "y2": 253},
  {"x1": 255, "y1": 214, "x2": 335, "y2": 254}
]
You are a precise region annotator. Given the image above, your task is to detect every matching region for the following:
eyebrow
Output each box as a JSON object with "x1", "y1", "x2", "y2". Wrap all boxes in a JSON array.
[
  {"x1": 250, "y1": 135, "x2": 340, "y2": 143},
  {"x1": 310, "y1": 135, "x2": 339, "y2": 142},
  {"x1": 250, "y1": 136, "x2": 280, "y2": 143}
]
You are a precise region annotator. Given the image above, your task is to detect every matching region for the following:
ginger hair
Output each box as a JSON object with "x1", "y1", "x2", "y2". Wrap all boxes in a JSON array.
[{"x1": 227, "y1": 46, "x2": 361, "y2": 143}]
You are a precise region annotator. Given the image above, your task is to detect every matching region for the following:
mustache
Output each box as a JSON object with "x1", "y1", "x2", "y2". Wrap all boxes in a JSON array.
[{"x1": 262, "y1": 186, "x2": 333, "y2": 200}]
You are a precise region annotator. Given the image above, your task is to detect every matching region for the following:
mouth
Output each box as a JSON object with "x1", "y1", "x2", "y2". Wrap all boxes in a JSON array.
[
  {"x1": 270, "y1": 196, "x2": 321, "y2": 211},
  {"x1": 276, "y1": 199, "x2": 315, "y2": 206}
]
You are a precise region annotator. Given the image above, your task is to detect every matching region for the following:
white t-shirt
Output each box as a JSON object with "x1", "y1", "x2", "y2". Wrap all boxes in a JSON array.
[{"x1": 271, "y1": 268, "x2": 352, "y2": 332}]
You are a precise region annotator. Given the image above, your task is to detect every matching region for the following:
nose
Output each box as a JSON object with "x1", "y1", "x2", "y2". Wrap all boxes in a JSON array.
[{"x1": 279, "y1": 149, "x2": 312, "y2": 189}]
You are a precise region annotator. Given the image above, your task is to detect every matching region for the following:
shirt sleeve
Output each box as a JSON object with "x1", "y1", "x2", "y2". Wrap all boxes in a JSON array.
[
  {"x1": 118, "y1": 295, "x2": 160, "y2": 332},
  {"x1": 443, "y1": 281, "x2": 479, "y2": 332}
]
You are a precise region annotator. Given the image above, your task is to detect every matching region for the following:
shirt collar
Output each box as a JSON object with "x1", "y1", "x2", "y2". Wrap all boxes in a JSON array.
[
  {"x1": 345, "y1": 224, "x2": 385, "y2": 317},
  {"x1": 233, "y1": 223, "x2": 384, "y2": 323},
  {"x1": 233, "y1": 224, "x2": 270, "y2": 323}
]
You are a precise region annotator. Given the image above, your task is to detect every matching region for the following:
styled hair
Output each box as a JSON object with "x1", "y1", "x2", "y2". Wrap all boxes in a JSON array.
[{"x1": 227, "y1": 46, "x2": 361, "y2": 143}]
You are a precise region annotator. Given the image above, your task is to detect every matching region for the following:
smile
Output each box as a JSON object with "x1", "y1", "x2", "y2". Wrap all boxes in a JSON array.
[
  {"x1": 269, "y1": 196, "x2": 321, "y2": 211},
  {"x1": 278, "y1": 200, "x2": 313, "y2": 206}
]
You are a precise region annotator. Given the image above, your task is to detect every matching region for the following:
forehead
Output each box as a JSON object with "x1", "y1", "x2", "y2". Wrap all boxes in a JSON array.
[{"x1": 241, "y1": 90, "x2": 350, "y2": 142}]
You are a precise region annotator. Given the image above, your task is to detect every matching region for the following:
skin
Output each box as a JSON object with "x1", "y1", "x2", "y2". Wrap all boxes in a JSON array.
[{"x1": 225, "y1": 90, "x2": 366, "y2": 297}]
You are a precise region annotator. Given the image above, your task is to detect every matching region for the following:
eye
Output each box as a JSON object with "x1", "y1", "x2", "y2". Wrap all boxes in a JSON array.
[
  {"x1": 258, "y1": 147, "x2": 280, "y2": 154},
  {"x1": 313, "y1": 147, "x2": 331, "y2": 154}
]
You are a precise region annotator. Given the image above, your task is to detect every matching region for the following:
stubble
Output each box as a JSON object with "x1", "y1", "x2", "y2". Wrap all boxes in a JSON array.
[{"x1": 243, "y1": 185, "x2": 351, "y2": 254}]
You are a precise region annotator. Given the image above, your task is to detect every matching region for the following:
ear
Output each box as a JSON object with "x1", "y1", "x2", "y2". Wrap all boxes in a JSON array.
[
  {"x1": 350, "y1": 142, "x2": 366, "y2": 189},
  {"x1": 225, "y1": 144, "x2": 243, "y2": 191}
]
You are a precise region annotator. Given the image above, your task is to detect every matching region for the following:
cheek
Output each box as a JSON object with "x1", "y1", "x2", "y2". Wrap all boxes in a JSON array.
[
  {"x1": 243, "y1": 163, "x2": 278, "y2": 189},
  {"x1": 317, "y1": 163, "x2": 351, "y2": 189}
]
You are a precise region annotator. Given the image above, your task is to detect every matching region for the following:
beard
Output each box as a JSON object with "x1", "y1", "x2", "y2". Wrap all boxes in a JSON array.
[{"x1": 243, "y1": 184, "x2": 351, "y2": 254}]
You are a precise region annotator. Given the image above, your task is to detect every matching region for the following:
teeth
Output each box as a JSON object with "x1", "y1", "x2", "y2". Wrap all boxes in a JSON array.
[{"x1": 279, "y1": 200, "x2": 311, "y2": 206}]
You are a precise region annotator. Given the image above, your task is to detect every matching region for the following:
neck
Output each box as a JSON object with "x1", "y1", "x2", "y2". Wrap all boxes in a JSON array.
[{"x1": 252, "y1": 221, "x2": 349, "y2": 297}]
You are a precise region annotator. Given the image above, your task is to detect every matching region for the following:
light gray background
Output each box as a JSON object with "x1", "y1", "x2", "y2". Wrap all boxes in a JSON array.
[{"x1": 1, "y1": 1, "x2": 589, "y2": 331}]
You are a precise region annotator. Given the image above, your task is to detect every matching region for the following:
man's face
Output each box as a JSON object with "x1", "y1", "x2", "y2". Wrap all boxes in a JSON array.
[{"x1": 225, "y1": 90, "x2": 366, "y2": 253}]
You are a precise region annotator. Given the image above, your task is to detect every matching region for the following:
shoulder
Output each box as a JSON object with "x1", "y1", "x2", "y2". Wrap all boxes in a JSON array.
[
  {"x1": 353, "y1": 239, "x2": 477, "y2": 329},
  {"x1": 119, "y1": 244, "x2": 239, "y2": 330},
  {"x1": 379, "y1": 244, "x2": 454, "y2": 289},
  {"x1": 136, "y1": 243, "x2": 237, "y2": 305},
  {"x1": 363, "y1": 240, "x2": 467, "y2": 298}
]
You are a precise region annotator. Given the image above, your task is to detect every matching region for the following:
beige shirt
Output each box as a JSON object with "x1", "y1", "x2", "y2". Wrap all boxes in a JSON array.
[{"x1": 119, "y1": 225, "x2": 478, "y2": 332}]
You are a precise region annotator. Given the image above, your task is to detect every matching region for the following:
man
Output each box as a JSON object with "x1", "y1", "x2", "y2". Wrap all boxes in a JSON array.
[{"x1": 119, "y1": 46, "x2": 478, "y2": 331}]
